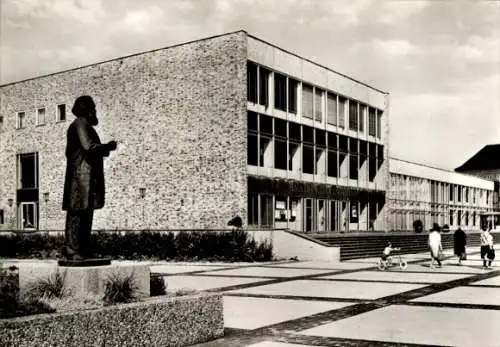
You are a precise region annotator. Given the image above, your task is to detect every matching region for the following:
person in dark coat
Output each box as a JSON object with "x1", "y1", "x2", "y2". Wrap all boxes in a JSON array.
[
  {"x1": 453, "y1": 227, "x2": 467, "y2": 265},
  {"x1": 62, "y1": 95, "x2": 117, "y2": 260}
]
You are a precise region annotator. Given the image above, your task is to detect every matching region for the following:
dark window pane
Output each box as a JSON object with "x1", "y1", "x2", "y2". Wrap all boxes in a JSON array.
[
  {"x1": 247, "y1": 134, "x2": 258, "y2": 165},
  {"x1": 259, "y1": 67, "x2": 270, "y2": 107},
  {"x1": 328, "y1": 150, "x2": 337, "y2": 177},
  {"x1": 260, "y1": 114, "x2": 273, "y2": 135},
  {"x1": 288, "y1": 79, "x2": 298, "y2": 114},
  {"x1": 289, "y1": 122, "x2": 301, "y2": 141},
  {"x1": 339, "y1": 135, "x2": 348, "y2": 152},
  {"x1": 275, "y1": 140, "x2": 287, "y2": 170},
  {"x1": 349, "y1": 154, "x2": 358, "y2": 179},
  {"x1": 247, "y1": 111, "x2": 258, "y2": 132},
  {"x1": 274, "y1": 72, "x2": 287, "y2": 111},
  {"x1": 247, "y1": 61, "x2": 258, "y2": 103},
  {"x1": 303, "y1": 145, "x2": 314, "y2": 174},
  {"x1": 349, "y1": 100, "x2": 358, "y2": 131},
  {"x1": 274, "y1": 118, "x2": 287, "y2": 138},
  {"x1": 315, "y1": 129, "x2": 326, "y2": 147},
  {"x1": 303, "y1": 126, "x2": 314, "y2": 144}
]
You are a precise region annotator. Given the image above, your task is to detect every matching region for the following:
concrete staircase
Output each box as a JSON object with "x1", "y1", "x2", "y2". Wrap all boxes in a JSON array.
[{"x1": 311, "y1": 232, "x2": 495, "y2": 261}]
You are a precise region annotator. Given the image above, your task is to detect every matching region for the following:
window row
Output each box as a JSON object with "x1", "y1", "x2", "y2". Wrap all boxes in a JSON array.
[
  {"x1": 15, "y1": 104, "x2": 67, "y2": 129},
  {"x1": 247, "y1": 114, "x2": 384, "y2": 181},
  {"x1": 247, "y1": 61, "x2": 383, "y2": 138}
]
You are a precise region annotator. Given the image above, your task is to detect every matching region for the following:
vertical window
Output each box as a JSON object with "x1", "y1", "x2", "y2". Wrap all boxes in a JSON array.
[
  {"x1": 338, "y1": 97, "x2": 346, "y2": 128},
  {"x1": 289, "y1": 122, "x2": 300, "y2": 171},
  {"x1": 274, "y1": 72, "x2": 287, "y2": 111},
  {"x1": 327, "y1": 93, "x2": 337, "y2": 126},
  {"x1": 288, "y1": 79, "x2": 298, "y2": 114},
  {"x1": 259, "y1": 67, "x2": 270, "y2": 107},
  {"x1": 376, "y1": 110, "x2": 383, "y2": 139},
  {"x1": 247, "y1": 61, "x2": 258, "y2": 103},
  {"x1": 17, "y1": 152, "x2": 39, "y2": 189},
  {"x1": 457, "y1": 186, "x2": 462, "y2": 202},
  {"x1": 274, "y1": 118, "x2": 287, "y2": 170},
  {"x1": 36, "y1": 108, "x2": 46, "y2": 125},
  {"x1": 20, "y1": 202, "x2": 37, "y2": 230},
  {"x1": 259, "y1": 114, "x2": 273, "y2": 168},
  {"x1": 302, "y1": 84, "x2": 314, "y2": 119},
  {"x1": 247, "y1": 112, "x2": 258, "y2": 166},
  {"x1": 369, "y1": 143, "x2": 376, "y2": 182},
  {"x1": 302, "y1": 126, "x2": 314, "y2": 174},
  {"x1": 260, "y1": 195, "x2": 273, "y2": 227},
  {"x1": 368, "y1": 108, "x2": 376, "y2": 136},
  {"x1": 348, "y1": 100, "x2": 358, "y2": 131},
  {"x1": 359, "y1": 104, "x2": 365, "y2": 132},
  {"x1": 57, "y1": 104, "x2": 66, "y2": 122},
  {"x1": 0, "y1": 209, "x2": 4, "y2": 224},
  {"x1": 16, "y1": 111, "x2": 26, "y2": 129},
  {"x1": 349, "y1": 138, "x2": 358, "y2": 180},
  {"x1": 473, "y1": 211, "x2": 476, "y2": 226},
  {"x1": 314, "y1": 88, "x2": 323, "y2": 122},
  {"x1": 450, "y1": 184, "x2": 454, "y2": 201},
  {"x1": 247, "y1": 194, "x2": 258, "y2": 225}
]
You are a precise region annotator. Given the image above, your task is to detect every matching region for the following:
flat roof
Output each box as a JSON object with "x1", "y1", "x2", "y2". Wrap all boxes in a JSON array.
[{"x1": 1, "y1": 30, "x2": 387, "y2": 94}]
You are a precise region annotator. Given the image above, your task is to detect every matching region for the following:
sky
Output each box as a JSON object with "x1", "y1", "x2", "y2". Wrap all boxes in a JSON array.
[{"x1": 1, "y1": 0, "x2": 499, "y2": 170}]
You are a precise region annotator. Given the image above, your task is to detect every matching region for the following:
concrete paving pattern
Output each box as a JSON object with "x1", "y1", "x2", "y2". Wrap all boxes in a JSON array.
[
  {"x1": 4, "y1": 247, "x2": 499, "y2": 346},
  {"x1": 152, "y1": 246, "x2": 500, "y2": 347}
]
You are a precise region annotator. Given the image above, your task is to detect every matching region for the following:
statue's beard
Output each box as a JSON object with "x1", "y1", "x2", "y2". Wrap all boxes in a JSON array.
[{"x1": 87, "y1": 114, "x2": 98, "y2": 126}]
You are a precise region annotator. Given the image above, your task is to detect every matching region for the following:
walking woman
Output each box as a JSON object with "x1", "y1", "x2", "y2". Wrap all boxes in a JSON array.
[
  {"x1": 480, "y1": 224, "x2": 495, "y2": 269},
  {"x1": 454, "y1": 227, "x2": 467, "y2": 265},
  {"x1": 429, "y1": 224, "x2": 443, "y2": 268}
]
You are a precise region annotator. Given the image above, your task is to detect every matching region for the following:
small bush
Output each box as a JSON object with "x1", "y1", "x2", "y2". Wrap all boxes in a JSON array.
[
  {"x1": 150, "y1": 274, "x2": 167, "y2": 297},
  {"x1": 103, "y1": 273, "x2": 139, "y2": 306},
  {"x1": 24, "y1": 271, "x2": 67, "y2": 302},
  {"x1": 0, "y1": 266, "x2": 20, "y2": 317},
  {"x1": 168, "y1": 288, "x2": 199, "y2": 297},
  {"x1": 0, "y1": 230, "x2": 273, "y2": 262}
]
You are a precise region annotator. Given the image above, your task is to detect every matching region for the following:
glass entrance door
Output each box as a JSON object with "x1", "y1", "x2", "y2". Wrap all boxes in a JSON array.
[{"x1": 317, "y1": 199, "x2": 326, "y2": 233}]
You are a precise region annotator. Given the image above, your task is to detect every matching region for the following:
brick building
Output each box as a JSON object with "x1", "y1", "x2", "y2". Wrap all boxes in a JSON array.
[{"x1": 0, "y1": 30, "x2": 390, "y2": 232}]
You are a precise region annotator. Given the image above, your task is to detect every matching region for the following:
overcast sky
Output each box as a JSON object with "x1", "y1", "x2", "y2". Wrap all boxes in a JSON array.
[{"x1": 1, "y1": 0, "x2": 499, "y2": 170}]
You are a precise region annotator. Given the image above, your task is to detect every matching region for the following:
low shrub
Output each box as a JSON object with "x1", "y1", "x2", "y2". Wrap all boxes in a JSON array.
[
  {"x1": 150, "y1": 274, "x2": 167, "y2": 297},
  {"x1": 0, "y1": 229, "x2": 273, "y2": 262},
  {"x1": 413, "y1": 220, "x2": 423, "y2": 233},
  {"x1": 24, "y1": 271, "x2": 67, "y2": 302},
  {"x1": 103, "y1": 273, "x2": 139, "y2": 306},
  {"x1": 0, "y1": 266, "x2": 19, "y2": 317}
]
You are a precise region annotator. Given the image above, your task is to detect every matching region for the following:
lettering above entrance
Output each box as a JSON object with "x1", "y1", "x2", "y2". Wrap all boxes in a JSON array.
[{"x1": 248, "y1": 176, "x2": 385, "y2": 202}]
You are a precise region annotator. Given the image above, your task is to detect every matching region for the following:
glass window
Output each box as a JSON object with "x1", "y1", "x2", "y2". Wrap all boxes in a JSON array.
[
  {"x1": 368, "y1": 108, "x2": 376, "y2": 136},
  {"x1": 16, "y1": 111, "x2": 25, "y2": 129},
  {"x1": 359, "y1": 104, "x2": 366, "y2": 132},
  {"x1": 376, "y1": 110, "x2": 383, "y2": 139},
  {"x1": 327, "y1": 93, "x2": 337, "y2": 125},
  {"x1": 349, "y1": 100, "x2": 358, "y2": 131},
  {"x1": 288, "y1": 79, "x2": 298, "y2": 114},
  {"x1": 247, "y1": 61, "x2": 258, "y2": 103},
  {"x1": 274, "y1": 72, "x2": 287, "y2": 111},
  {"x1": 259, "y1": 67, "x2": 270, "y2": 107},
  {"x1": 37, "y1": 108, "x2": 46, "y2": 125},
  {"x1": 57, "y1": 104, "x2": 66, "y2": 122},
  {"x1": 315, "y1": 88, "x2": 323, "y2": 122},
  {"x1": 338, "y1": 97, "x2": 346, "y2": 128},
  {"x1": 302, "y1": 84, "x2": 314, "y2": 119}
]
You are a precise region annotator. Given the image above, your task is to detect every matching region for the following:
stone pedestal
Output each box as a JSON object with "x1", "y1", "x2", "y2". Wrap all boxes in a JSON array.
[{"x1": 19, "y1": 263, "x2": 150, "y2": 299}]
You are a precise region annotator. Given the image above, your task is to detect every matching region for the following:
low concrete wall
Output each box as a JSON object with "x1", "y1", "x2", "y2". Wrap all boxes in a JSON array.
[
  {"x1": 0, "y1": 293, "x2": 224, "y2": 347},
  {"x1": 18, "y1": 263, "x2": 150, "y2": 299},
  {"x1": 248, "y1": 229, "x2": 340, "y2": 262}
]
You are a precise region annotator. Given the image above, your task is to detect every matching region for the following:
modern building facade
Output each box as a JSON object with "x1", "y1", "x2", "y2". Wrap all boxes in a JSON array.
[
  {"x1": 0, "y1": 30, "x2": 390, "y2": 232},
  {"x1": 389, "y1": 158, "x2": 495, "y2": 231}
]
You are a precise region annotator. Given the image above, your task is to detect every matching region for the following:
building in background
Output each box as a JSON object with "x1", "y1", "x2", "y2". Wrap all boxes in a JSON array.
[
  {"x1": 0, "y1": 30, "x2": 390, "y2": 233},
  {"x1": 389, "y1": 158, "x2": 495, "y2": 231}
]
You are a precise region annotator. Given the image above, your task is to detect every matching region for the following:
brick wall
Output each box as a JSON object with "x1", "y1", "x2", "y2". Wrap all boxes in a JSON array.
[{"x1": 0, "y1": 31, "x2": 248, "y2": 230}]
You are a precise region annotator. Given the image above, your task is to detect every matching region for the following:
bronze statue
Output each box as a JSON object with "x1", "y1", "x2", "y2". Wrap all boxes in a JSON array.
[{"x1": 59, "y1": 95, "x2": 117, "y2": 266}]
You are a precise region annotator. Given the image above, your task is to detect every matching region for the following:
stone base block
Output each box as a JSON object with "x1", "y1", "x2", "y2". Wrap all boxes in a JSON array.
[{"x1": 19, "y1": 263, "x2": 150, "y2": 299}]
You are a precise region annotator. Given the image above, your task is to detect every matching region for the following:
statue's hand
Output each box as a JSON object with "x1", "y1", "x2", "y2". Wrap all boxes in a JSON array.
[{"x1": 107, "y1": 140, "x2": 117, "y2": 151}]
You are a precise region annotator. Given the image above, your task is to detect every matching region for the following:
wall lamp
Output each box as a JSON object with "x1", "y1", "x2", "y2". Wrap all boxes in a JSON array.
[
  {"x1": 139, "y1": 188, "x2": 146, "y2": 199},
  {"x1": 7, "y1": 199, "x2": 13, "y2": 207},
  {"x1": 43, "y1": 192, "x2": 50, "y2": 203}
]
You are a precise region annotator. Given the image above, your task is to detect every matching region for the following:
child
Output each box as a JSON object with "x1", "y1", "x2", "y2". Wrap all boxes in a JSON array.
[{"x1": 381, "y1": 242, "x2": 400, "y2": 265}]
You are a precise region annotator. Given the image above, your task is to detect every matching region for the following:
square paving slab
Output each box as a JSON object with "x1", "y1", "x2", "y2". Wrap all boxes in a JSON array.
[
  {"x1": 224, "y1": 296, "x2": 353, "y2": 330},
  {"x1": 299, "y1": 305, "x2": 500, "y2": 347},
  {"x1": 163, "y1": 275, "x2": 268, "y2": 291},
  {"x1": 271, "y1": 261, "x2": 374, "y2": 270},
  {"x1": 411, "y1": 286, "x2": 500, "y2": 306},
  {"x1": 228, "y1": 280, "x2": 426, "y2": 300},
  {"x1": 151, "y1": 264, "x2": 227, "y2": 274},
  {"x1": 201, "y1": 266, "x2": 335, "y2": 278},
  {"x1": 318, "y1": 270, "x2": 472, "y2": 283},
  {"x1": 469, "y1": 275, "x2": 500, "y2": 286}
]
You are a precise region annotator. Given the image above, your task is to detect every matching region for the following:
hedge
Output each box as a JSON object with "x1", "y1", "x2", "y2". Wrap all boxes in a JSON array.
[{"x1": 0, "y1": 229, "x2": 273, "y2": 262}]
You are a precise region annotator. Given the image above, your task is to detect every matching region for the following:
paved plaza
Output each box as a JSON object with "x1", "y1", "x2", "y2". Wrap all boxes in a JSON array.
[{"x1": 148, "y1": 247, "x2": 500, "y2": 347}]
